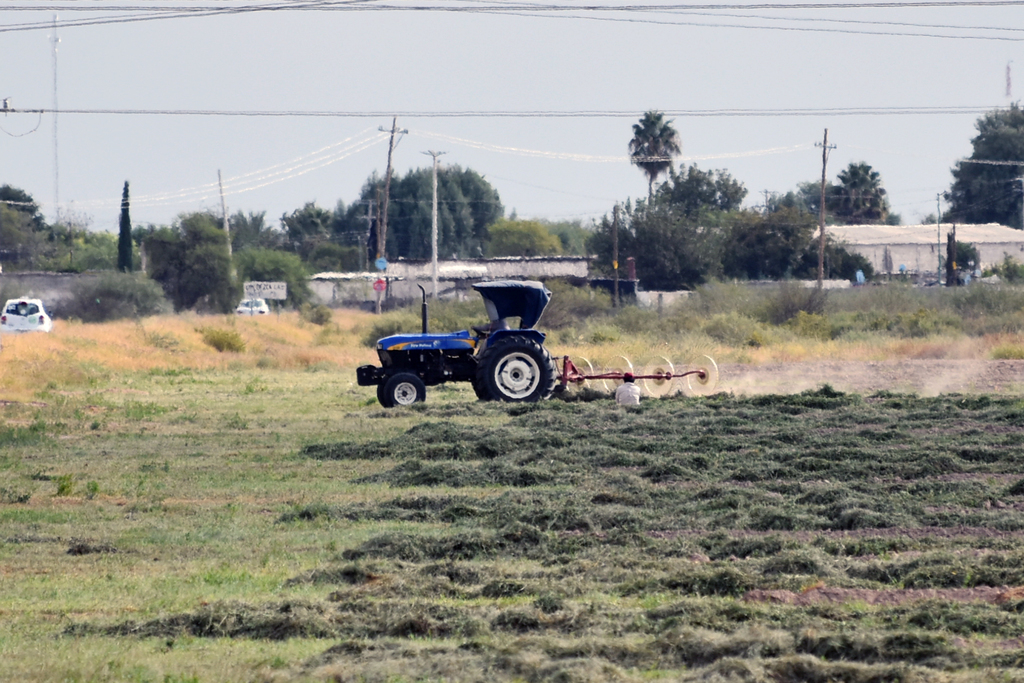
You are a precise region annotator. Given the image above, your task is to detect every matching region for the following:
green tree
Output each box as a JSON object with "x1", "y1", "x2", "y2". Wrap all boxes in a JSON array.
[
  {"x1": 485, "y1": 219, "x2": 563, "y2": 257},
  {"x1": 39, "y1": 229, "x2": 118, "y2": 272},
  {"x1": 629, "y1": 111, "x2": 682, "y2": 202},
  {"x1": 794, "y1": 238, "x2": 874, "y2": 282},
  {"x1": 0, "y1": 185, "x2": 45, "y2": 230},
  {"x1": 341, "y1": 166, "x2": 503, "y2": 261},
  {"x1": 118, "y1": 181, "x2": 133, "y2": 272},
  {"x1": 281, "y1": 202, "x2": 333, "y2": 259},
  {"x1": 946, "y1": 104, "x2": 1024, "y2": 229},
  {"x1": 0, "y1": 202, "x2": 41, "y2": 270},
  {"x1": 543, "y1": 220, "x2": 591, "y2": 255},
  {"x1": 234, "y1": 248, "x2": 311, "y2": 307},
  {"x1": 143, "y1": 212, "x2": 238, "y2": 312},
  {"x1": 230, "y1": 210, "x2": 284, "y2": 252},
  {"x1": 829, "y1": 162, "x2": 890, "y2": 224},
  {"x1": 306, "y1": 242, "x2": 361, "y2": 273},
  {"x1": 0, "y1": 185, "x2": 46, "y2": 270},
  {"x1": 588, "y1": 204, "x2": 722, "y2": 290},
  {"x1": 723, "y1": 208, "x2": 817, "y2": 280},
  {"x1": 654, "y1": 165, "x2": 747, "y2": 219}
]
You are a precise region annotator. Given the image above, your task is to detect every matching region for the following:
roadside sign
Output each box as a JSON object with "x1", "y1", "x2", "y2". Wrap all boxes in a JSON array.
[
  {"x1": 373, "y1": 279, "x2": 386, "y2": 293},
  {"x1": 375, "y1": 257, "x2": 388, "y2": 271},
  {"x1": 243, "y1": 281, "x2": 288, "y2": 300}
]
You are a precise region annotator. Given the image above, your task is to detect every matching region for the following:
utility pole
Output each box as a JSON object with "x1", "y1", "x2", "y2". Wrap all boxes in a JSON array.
[
  {"x1": 360, "y1": 200, "x2": 374, "y2": 272},
  {"x1": 815, "y1": 129, "x2": 836, "y2": 288},
  {"x1": 51, "y1": 14, "x2": 60, "y2": 221},
  {"x1": 218, "y1": 170, "x2": 231, "y2": 258},
  {"x1": 218, "y1": 170, "x2": 235, "y2": 283},
  {"x1": 936, "y1": 194, "x2": 942, "y2": 284},
  {"x1": 423, "y1": 150, "x2": 446, "y2": 299},
  {"x1": 612, "y1": 205, "x2": 620, "y2": 308},
  {"x1": 376, "y1": 117, "x2": 408, "y2": 261},
  {"x1": 1017, "y1": 177, "x2": 1024, "y2": 231}
]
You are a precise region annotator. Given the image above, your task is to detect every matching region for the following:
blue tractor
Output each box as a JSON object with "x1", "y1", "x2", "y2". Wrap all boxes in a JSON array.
[{"x1": 356, "y1": 280, "x2": 558, "y2": 407}]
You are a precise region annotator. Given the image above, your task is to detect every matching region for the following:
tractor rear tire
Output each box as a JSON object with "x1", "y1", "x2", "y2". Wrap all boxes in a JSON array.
[
  {"x1": 476, "y1": 336, "x2": 556, "y2": 403},
  {"x1": 470, "y1": 376, "x2": 492, "y2": 401},
  {"x1": 379, "y1": 373, "x2": 426, "y2": 408}
]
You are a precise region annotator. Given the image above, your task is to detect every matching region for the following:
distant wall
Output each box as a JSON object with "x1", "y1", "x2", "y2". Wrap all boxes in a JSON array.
[
  {"x1": 850, "y1": 241, "x2": 1024, "y2": 276},
  {"x1": 829, "y1": 224, "x2": 1024, "y2": 276}
]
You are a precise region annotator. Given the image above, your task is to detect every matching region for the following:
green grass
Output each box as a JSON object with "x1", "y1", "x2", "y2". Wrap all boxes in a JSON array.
[{"x1": 6, "y1": 358, "x2": 1024, "y2": 682}]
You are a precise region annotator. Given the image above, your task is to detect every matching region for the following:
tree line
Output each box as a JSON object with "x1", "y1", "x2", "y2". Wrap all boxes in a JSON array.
[{"x1": 2, "y1": 104, "x2": 1023, "y2": 313}]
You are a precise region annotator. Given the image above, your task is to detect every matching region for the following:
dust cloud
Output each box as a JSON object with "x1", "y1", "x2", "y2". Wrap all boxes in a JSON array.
[{"x1": 720, "y1": 360, "x2": 1024, "y2": 397}]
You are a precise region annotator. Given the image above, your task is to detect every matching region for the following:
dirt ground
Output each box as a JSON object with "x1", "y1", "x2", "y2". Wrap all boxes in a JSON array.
[{"x1": 721, "y1": 359, "x2": 1024, "y2": 396}]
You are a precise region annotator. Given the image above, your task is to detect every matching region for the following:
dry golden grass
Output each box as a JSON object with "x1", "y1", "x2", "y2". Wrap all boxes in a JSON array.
[
  {"x1": 0, "y1": 310, "x2": 380, "y2": 401},
  {"x1": 2, "y1": 307, "x2": 1020, "y2": 403},
  {"x1": 732, "y1": 334, "x2": 1012, "y2": 364}
]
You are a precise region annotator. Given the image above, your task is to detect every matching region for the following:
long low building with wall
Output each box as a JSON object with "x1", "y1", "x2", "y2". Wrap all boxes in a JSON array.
[
  {"x1": 828, "y1": 223, "x2": 1024, "y2": 277},
  {"x1": 310, "y1": 256, "x2": 593, "y2": 307}
]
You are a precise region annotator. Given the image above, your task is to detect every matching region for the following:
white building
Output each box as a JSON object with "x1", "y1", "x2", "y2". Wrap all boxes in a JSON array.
[{"x1": 828, "y1": 223, "x2": 1024, "y2": 276}]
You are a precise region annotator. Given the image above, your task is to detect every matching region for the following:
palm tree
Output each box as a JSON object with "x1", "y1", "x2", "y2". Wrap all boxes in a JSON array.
[
  {"x1": 629, "y1": 111, "x2": 682, "y2": 203},
  {"x1": 830, "y1": 162, "x2": 890, "y2": 224}
]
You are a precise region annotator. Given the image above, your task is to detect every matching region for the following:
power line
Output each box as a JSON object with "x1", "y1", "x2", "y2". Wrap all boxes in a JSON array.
[
  {"x1": 10, "y1": 2, "x2": 1024, "y2": 10},
  {"x1": 0, "y1": 105, "x2": 1005, "y2": 118},
  {"x1": 4, "y1": 2, "x2": 1024, "y2": 43}
]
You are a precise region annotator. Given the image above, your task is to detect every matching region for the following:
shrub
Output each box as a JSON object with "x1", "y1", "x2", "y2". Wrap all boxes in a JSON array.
[
  {"x1": 690, "y1": 280, "x2": 766, "y2": 318},
  {"x1": 61, "y1": 272, "x2": 170, "y2": 322},
  {"x1": 360, "y1": 311, "x2": 422, "y2": 347},
  {"x1": 758, "y1": 281, "x2": 828, "y2": 325},
  {"x1": 200, "y1": 328, "x2": 246, "y2": 353},
  {"x1": 992, "y1": 344, "x2": 1024, "y2": 360},
  {"x1": 949, "y1": 284, "x2": 1024, "y2": 318},
  {"x1": 988, "y1": 254, "x2": 1024, "y2": 283},
  {"x1": 540, "y1": 280, "x2": 612, "y2": 329},
  {"x1": 54, "y1": 474, "x2": 74, "y2": 497},
  {"x1": 425, "y1": 298, "x2": 490, "y2": 333},
  {"x1": 787, "y1": 311, "x2": 834, "y2": 340},
  {"x1": 701, "y1": 312, "x2": 775, "y2": 347},
  {"x1": 895, "y1": 308, "x2": 961, "y2": 338},
  {"x1": 300, "y1": 303, "x2": 332, "y2": 326}
]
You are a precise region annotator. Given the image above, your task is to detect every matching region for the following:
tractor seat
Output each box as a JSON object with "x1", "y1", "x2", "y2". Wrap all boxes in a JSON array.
[{"x1": 472, "y1": 319, "x2": 510, "y2": 336}]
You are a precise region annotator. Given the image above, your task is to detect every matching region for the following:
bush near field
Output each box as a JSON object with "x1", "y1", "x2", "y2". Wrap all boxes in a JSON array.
[{"x1": 57, "y1": 271, "x2": 172, "y2": 322}]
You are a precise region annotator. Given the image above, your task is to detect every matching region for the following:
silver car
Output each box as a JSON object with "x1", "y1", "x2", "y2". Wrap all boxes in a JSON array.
[{"x1": 235, "y1": 298, "x2": 270, "y2": 316}]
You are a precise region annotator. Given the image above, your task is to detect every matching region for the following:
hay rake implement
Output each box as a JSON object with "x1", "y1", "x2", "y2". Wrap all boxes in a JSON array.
[
  {"x1": 358, "y1": 281, "x2": 722, "y2": 407},
  {"x1": 557, "y1": 354, "x2": 719, "y2": 397}
]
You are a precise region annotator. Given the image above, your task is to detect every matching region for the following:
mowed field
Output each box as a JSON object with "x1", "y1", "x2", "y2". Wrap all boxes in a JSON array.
[{"x1": 5, "y1": 308, "x2": 1024, "y2": 682}]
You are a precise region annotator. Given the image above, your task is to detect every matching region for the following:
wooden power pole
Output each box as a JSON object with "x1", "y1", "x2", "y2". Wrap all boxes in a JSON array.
[
  {"x1": 423, "y1": 150, "x2": 446, "y2": 299},
  {"x1": 815, "y1": 129, "x2": 836, "y2": 288},
  {"x1": 377, "y1": 117, "x2": 408, "y2": 261},
  {"x1": 612, "y1": 204, "x2": 620, "y2": 308}
]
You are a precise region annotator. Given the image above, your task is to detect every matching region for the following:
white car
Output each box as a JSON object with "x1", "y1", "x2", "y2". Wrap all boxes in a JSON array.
[
  {"x1": 1, "y1": 298, "x2": 54, "y2": 333},
  {"x1": 235, "y1": 298, "x2": 270, "y2": 316}
]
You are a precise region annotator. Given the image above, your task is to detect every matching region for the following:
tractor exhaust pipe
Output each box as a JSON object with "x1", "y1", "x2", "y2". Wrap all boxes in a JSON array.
[{"x1": 418, "y1": 284, "x2": 428, "y2": 333}]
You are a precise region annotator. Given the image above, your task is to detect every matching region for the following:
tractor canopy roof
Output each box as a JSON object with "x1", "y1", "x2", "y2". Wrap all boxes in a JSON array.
[{"x1": 472, "y1": 280, "x2": 551, "y2": 329}]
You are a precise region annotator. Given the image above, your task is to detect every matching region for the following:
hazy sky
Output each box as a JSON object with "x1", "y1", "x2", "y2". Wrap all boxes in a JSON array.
[{"x1": 1, "y1": 1, "x2": 1022, "y2": 234}]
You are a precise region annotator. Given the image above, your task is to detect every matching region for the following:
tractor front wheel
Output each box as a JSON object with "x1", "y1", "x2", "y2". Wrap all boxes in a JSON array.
[
  {"x1": 379, "y1": 372, "x2": 426, "y2": 408},
  {"x1": 476, "y1": 337, "x2": 556, "y2": 403}
]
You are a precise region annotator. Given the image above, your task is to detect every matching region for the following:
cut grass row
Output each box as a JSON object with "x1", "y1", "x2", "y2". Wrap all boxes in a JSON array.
[{"x1": 4, "y1": 310, "x2": 1024, "y2": 682}]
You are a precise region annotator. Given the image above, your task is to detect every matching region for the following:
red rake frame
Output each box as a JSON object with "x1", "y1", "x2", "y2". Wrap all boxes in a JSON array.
[{"x1": 557, "y1": 356, "x2": 708, "y2": 392}]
